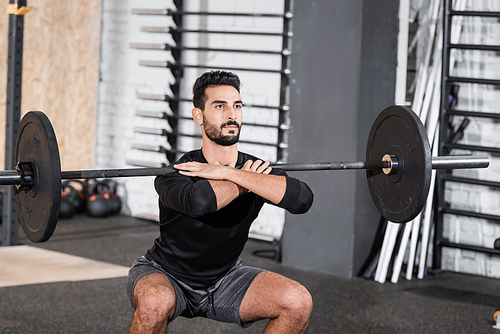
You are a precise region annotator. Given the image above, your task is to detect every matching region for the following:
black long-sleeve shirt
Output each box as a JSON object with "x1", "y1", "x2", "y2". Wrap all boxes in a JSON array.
[{"x1": 146, "y1": 149, "x2": 314, "y2": 289}]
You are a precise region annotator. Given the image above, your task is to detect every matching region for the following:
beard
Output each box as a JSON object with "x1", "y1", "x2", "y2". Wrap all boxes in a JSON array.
[{"x1": 203, "y1": 115, "x2": 241, "y2": 146}]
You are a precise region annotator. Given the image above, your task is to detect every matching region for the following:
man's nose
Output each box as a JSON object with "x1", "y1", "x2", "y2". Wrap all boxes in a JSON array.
[{"x1": 227, "y1": 106, "x2": 237, "y2": 119}]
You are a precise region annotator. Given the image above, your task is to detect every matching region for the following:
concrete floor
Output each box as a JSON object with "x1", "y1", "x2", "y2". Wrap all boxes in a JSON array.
[{"x1": 1, "y1": 214, "x2": 500, "y2": 333}]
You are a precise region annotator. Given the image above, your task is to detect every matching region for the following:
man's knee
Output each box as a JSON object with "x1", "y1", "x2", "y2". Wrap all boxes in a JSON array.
[
  {"x1": 281, "y1": 282, "x2": 313, "y2": 319},
  {"x1": 133, "y1": 275, "x2": 177, "y2": 324}
]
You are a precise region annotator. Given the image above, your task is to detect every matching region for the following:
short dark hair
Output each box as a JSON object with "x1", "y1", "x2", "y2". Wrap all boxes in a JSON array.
[{"x1": 192, "y1": 71, "x2": 241, "y2": 110}]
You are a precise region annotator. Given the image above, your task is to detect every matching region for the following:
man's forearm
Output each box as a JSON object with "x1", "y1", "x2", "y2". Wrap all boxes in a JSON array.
[
  {"x1": 224, "y1": 169, "x2": 286, "y2": 205},
  {"x1": 174, "y1": 160, "x2": 287, "y2": 209}
]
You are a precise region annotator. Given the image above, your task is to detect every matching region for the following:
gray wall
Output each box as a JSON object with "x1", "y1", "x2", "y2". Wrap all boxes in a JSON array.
[{"x1": 282, "y1": 0, "x2": 400, "y2": 278}]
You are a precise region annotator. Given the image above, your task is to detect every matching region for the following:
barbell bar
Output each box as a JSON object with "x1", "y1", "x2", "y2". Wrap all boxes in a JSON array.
[
  {"x1": 6, "y1": 106, "x2": 490, "y2": 243},
  {"x1": 1, "y1": 156, "x2": 487, "y2": 185}
]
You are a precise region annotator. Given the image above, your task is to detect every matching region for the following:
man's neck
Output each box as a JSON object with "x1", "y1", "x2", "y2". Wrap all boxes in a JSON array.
[{"x1": 201, "y1": 141, "x2": 239, "y2": 166}]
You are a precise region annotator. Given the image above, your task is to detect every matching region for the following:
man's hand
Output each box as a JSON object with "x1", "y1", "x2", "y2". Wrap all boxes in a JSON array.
[
  {"x1": 241, "y1": 160, "x2": 272, "y2": 175},
  {"x1": 174, "y1": 161, "x2": 234, "y2": 180}
]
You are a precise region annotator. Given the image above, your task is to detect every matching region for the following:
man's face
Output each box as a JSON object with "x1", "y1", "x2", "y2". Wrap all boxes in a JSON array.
[{"x1": 201, "y1": 85, "x2": 243, "y2": 146}]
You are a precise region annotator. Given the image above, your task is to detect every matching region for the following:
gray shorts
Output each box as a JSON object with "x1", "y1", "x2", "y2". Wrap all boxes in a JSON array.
[{"x1": 127, "y1": 256, "x2": 264, "y2": 328}]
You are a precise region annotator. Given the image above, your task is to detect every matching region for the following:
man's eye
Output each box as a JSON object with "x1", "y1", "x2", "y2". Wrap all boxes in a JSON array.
[{"x1": 235, "y1": 104, "x2": 242, "y2": 109}]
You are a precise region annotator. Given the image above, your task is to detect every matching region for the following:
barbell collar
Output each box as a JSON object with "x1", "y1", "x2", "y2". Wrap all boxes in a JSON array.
[
  {"x1": 382, "y1": 154, "x2": 398, "y2": 175},
  {"x1": 16, "y1": 162, "x2": 36, "y2": 190}
]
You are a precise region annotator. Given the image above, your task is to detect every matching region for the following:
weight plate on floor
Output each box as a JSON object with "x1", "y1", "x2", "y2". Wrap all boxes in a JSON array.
[
  {"x1": 366, "y1": 106, "x2": 432, "y2": 223},
  {"x1": 14, "y1": 111, "x2": 61, "y2": 242}
]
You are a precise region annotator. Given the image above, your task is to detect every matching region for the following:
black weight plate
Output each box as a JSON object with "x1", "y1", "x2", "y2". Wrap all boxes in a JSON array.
[
  {"x1": 366, "y1": 106, "x2": 432, "y2": 223},
  {"x1": 14, "y1": 111, "x2": 61, "y2": 242}
]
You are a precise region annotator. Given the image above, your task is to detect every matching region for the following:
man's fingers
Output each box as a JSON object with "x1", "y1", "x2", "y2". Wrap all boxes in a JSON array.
[
  {"x1": 242, "y1": 160, "x2": 253, "y2": 171},
  {"x1": 255, "y1": 161, "x2": 270, "y2": 173},
  {"x1": 242, "y1": 160, "x2": 272, "y2": 174},
  {"x1": 174, "y1": 162, "x2": 200, "y2": 172}
]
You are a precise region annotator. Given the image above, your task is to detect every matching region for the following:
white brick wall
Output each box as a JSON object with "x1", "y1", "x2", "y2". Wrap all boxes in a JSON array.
[{"x1": 97, "y1": 0, "x2": 287, "y2": 238}]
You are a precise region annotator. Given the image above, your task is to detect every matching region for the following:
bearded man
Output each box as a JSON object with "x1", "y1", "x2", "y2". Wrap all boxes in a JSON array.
[{"x1": 128, "y1": 71, "x2": 314, "y2": 334}]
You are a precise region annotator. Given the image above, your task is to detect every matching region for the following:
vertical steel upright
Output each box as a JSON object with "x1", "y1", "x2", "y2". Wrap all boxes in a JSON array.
[
  {"x1": 433, "y1": 0, "x2": 451, "y2": 271},
  {"x1": 2, "y1": 0, "x2": 27, "y2": 246},
  {"x1": 166, "y1": 0, "x2": 183, "y2": 163},
  {"x1": 434, "y1": 0, "x2": 500, "y2": 269},
  {"x1": 277, "y1": 0, "x2": 293, "y2": 162}
]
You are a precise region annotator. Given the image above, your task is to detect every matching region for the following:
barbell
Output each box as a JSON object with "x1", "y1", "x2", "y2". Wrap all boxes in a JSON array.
[{"x1": 2, "y1": 105, "x2": 489, "y2": 243}]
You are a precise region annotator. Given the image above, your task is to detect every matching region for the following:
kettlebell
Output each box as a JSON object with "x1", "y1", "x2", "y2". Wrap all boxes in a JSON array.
[
  {"x1": 87, "y1": 181, "x2": 112, "y2": 217},
  {"x1": 60, "y1": 184, "x2": 76, "y2": 219},
  {"x1": 102, "y1": 179, "x2": 122, "y2": 215},
  {"x1": 62, "y1": 180, "x2": 86, "y2": 213}
]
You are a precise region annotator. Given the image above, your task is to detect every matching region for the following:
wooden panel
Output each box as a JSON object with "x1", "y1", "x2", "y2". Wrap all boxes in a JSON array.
[{"x1": 0, "y1": 0, "x2": 101, "y2": 170}]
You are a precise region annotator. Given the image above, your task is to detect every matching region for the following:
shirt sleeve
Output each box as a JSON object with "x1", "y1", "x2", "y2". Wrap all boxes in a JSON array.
[
  {"x1": 155, "y1": 172, "x2": 218, "y2": 218},
  {"x1": 274, "y1": 176, "x2": 314, "y2": 214},
  {"x1": 268, "y1": 168, "x2": 314, "y2": 214}
]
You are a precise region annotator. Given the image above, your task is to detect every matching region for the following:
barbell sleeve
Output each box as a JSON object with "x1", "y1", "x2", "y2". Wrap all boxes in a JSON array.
[
  {"x1": 0, "y1": 170, "x2": 22, "y2": 185},
  {"x1": 431, "y1": 156, "x2": 489, "y2": 169}
]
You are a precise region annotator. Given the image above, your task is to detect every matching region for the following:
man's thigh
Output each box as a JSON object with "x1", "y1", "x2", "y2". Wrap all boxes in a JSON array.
[{"x1": 207, "y1": 262, "x2": 264, "y2": 327}]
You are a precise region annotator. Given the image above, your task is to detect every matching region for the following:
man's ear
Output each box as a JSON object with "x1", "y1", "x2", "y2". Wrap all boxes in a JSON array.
[{"x1": 192, "y1": 108, "x2": 203, "y2": 125}]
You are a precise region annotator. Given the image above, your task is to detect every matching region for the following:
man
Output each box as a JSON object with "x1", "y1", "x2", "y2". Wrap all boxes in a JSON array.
[{"x1": 128, "y1": 71, "x2": 314, "y2": 333}]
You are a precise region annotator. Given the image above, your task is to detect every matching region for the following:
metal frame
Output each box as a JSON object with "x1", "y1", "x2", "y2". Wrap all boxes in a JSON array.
[
  {"x1": 136, "y1": 92, "x2": 282, "y2": 110},
  {"x1": 135, "y1": 109, "x2": 289, "y2": 130},
  {"x1": 132, "y1": 1, "x2": 293, "y2": 166},
  {"x1": 131, "y1": 8, "x2": 293, "y2": 18},
  {"x1": 139, "y1": 60, "x2": 291, "y2": 75},
  {"x1": 2, "y1": 0, "x2": 27, "y2": 246},
  {"x1": 142, "y1": 26, "x2": 293, "y2": 37},
  {"x1": 434, "y1": 0, "x2": 500, "y2": 269},
  {"x1": 130, "y1": 42, "x2": 290, "y2": 56},
  {"x1": 277, "y1": 0, "x2": 293, "y2": 162}
]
